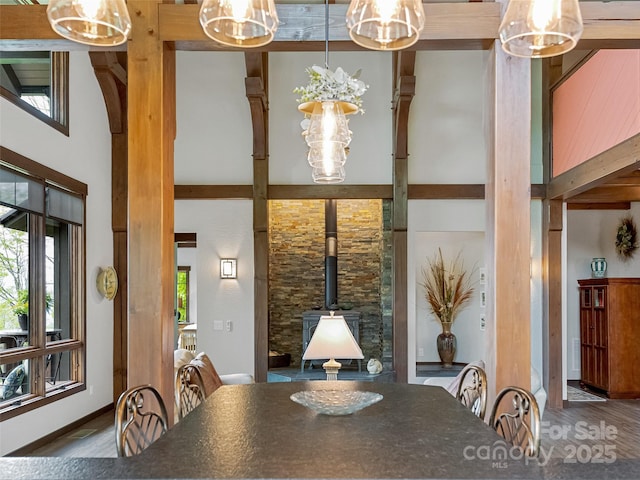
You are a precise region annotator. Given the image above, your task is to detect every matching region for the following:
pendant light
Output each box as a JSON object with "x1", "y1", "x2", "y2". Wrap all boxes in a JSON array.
[
  {"x1": 346, "y1": 0, "x2": 425, "y2": 51},
  {"x1": 499, "y1": 0, "x2": 583, "y2": 58},
  {"x1": 199, "y1": 0, "x2": 279, "y2": 48},
  {"x1": 299, "y1": 0, "x2": 355, "y2": 184},
  {"x1": 47, "y1": 0, "x2": 131, "y2": 46}
]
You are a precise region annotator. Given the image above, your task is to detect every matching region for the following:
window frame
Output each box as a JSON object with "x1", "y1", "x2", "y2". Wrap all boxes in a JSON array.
[
  {"x1": 0, "y1": 51, "x2": 69, "y2": 136},
  {"x1": 0, "y1": 146, "x2": 86, "y2": 421}
]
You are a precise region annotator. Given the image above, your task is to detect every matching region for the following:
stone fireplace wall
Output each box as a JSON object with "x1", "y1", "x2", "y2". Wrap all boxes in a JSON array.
[{"x1": 268, "y1": 199, "x2": 389, "y2": 367}]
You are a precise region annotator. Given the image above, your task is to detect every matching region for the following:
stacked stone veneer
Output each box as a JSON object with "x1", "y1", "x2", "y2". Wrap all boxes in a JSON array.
[{"x1": 269, "y1": 199, "x2": 391, "y2": 367}]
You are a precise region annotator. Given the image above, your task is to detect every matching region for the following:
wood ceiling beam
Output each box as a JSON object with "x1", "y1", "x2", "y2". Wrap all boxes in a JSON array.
[
  {"x1": 2, "y1": 3, "x2": 638, "y2": 51},
  {"x1": 547, "y1": 132, "x2": 640, "y2": 200},
  {"x1": 160, "y1": 3, "x2": 500, "y2": 51},
  {"x1": 564, "y1": 186, "x2": 640, "y2": 203}
]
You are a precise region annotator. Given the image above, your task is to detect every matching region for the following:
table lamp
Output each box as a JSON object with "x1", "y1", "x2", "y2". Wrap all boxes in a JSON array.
[{"x1": 303, "y1": 312, "x2": 364, "y2": 380}]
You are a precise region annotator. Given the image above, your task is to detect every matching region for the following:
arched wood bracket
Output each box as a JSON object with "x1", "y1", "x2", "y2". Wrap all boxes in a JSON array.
[
  {"x1": 392, "y1": 51, "x2": 416, "y2": 161},
  {"x1": 89, "y1": 51, "x2": 127, "y2": 134},
  {"x1": 245, "y1": 52, "x2": 268, "y2": 161}
]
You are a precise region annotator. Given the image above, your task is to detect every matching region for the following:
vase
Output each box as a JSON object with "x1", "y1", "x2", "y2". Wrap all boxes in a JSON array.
[
  {"x1": 436, "y1": 323, "x2": 457, "y2": 368},
  {"x1": 18, "y1": 314, "x2": 28, "y2": 331},
  {"x1": 590, "y1": 257, "x2": 607, "y2": 278}
]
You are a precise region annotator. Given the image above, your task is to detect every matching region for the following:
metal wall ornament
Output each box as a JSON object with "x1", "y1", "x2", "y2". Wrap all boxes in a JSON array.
[{"x1": 615, "y1": 216, "x2": 639, "y2": 261}]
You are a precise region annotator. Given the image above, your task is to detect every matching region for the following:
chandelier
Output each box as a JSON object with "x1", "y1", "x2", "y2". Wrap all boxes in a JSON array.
[
  {"x1": 499, "y1": 0, "x2": 583, "y2": 58},
  {"x1": 46, "y1": 0, "x2": 279, "y2": 48},
  {"x1": 294, "y1": 1, "x2": 367, "y2": 184}
]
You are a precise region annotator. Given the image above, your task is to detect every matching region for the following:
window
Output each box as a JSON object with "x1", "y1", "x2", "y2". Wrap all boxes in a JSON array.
[
  {"x1": 0, "y1": 51, "x2": 69, "y2": 135},
  {"x1": 176, "y1": 267, "x2": 190, "y2": 323},
  {"x1": 0, "y1": 147, "x2": 86, "y2": 420}
]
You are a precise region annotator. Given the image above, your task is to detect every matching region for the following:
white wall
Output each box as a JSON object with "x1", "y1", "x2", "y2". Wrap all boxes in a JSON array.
[
  {"x1": 0, "y1": 52, "x2": 114, "y2": 455},
  {"x1": 408, "y1": 213, "x2": 486, "y2": 378},
  {"x1": 174, "y1": 200, "x2": 254, "y2": 376},
  {"x1": 269, "y1": 51, "x2": 393, "y2": 185},
  {"x1": 565, "y1": 203, "x2": 640, "y2": 380}
]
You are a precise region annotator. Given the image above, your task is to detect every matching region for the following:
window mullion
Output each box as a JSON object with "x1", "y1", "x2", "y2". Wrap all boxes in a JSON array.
[{"x1": 29, "y1": 211, "x2": 47, "y2": 396}]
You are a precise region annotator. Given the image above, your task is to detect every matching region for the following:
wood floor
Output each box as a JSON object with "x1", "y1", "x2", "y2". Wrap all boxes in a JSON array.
[{"x1": 20, "y1": 389, "x2": 640, "y2": 461}]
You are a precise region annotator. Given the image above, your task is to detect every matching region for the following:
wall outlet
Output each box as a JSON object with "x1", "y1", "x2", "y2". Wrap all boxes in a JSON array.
[
  {"x1": 226, "y1": 320, "x2": 233, "y2": 332},
  {"x1": 418, "y1": 347, "x2": 424, "y2": 357},
  {"x1": 213, "y1": 320, "x2": 223, "y2": 331}
]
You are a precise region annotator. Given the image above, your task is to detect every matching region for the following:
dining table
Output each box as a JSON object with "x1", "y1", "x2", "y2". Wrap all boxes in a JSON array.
[{"x1": 2, "y1": 381, "x2": 640, "y2": 479}]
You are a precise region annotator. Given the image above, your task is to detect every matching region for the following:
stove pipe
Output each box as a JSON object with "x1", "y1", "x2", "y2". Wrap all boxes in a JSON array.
[{"x1": 324, "y1": 199, "x2": 338, "y2": 309}]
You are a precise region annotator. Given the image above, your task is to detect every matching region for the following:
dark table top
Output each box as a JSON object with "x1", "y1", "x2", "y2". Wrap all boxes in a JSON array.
[{"x1": 2, "y1": 381, "x2": 640, "y2": 479}]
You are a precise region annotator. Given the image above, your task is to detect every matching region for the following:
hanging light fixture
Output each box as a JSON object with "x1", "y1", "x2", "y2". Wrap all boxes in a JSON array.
[
  {"x1": 295, "y1": 0, "x2": 367, "y2": 184},
  {"x1": 346, "y1": 0, "x2": 425, "y2": 51},
  {"x1": 499, "y1": 0, "x2": 583, "y2": 58},
  {"x1": 199, "y1": 0, "x2": 279, "y2": 48},
  {"x1": 47, "y1": 0, "x2": 131, "y2": 47}
]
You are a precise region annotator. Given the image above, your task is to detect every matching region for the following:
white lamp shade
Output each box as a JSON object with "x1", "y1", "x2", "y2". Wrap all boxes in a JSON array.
[
  {"x1": 199, "y1": 0, "x2": 279, "y2": 48},
  {"x1": 47, "y1": 0, "x2": 131, "y2": 47},
  {"x1": 499, "y1": 0, "x2": 583, "y2": 58},
  {"x1": 303, "y1": 315, "x2": 364, "y2": 360}
]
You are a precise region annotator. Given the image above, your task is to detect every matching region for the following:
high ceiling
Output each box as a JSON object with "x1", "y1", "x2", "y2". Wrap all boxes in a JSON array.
[{"x1": 0, "y1": 1, "x2": 638, "y2": 207}]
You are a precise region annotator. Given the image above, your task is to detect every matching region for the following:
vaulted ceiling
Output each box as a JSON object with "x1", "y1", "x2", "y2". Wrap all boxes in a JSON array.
[{"x1": 0, "y1": 1, "x2": 639, "y2": 208}]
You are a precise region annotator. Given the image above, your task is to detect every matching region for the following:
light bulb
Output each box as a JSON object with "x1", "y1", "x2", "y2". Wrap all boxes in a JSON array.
[
  {"x1": 229, "y1": 0, "x2": 251, "y2": 22},
  {"x1": 72, "y1": 0, "x2": 106, "y2": 20},
  {"x1": 528, "y1": 0, "x2": 561, "y2": 32}
]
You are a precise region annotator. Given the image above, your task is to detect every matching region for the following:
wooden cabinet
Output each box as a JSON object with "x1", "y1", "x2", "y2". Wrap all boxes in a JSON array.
[{"x1": 578, "y1": 278, "x2": 640, "y2": 399}]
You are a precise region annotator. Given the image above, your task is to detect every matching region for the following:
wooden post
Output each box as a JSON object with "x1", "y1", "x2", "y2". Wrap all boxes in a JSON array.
[
  {"x1": 391, "y1": 51, "x2": 416, "y2": 383},
  {"x1": 485, "y1": 42, "x2": 532, "y2": 404},
  {"x1": 127, "y1": 0, "x2": 176, "y2": 421}
]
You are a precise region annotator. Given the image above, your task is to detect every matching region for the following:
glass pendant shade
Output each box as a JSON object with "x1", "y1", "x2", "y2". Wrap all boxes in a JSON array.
[
  {"x1": 199, "y1": 0, "x2": 279, "y2": 48},
  {"x1": 346, "y1": 0, "x2": 425, "y2": 51},
  {"x1": 307, "y1": 142, "x2": 347, "y2": 168},
  {"x1": 304, "y1": 101, "x2": 352, "y2": 148},
  {"x1": 499, "y1": 0, "x2": 583, "y2": 58},
  {"x1": 47, "y1": 0, "x2": 131, "y2": 46},
  {"x1": 312, "y1": 164, "x2": 346, "y2": 184}
]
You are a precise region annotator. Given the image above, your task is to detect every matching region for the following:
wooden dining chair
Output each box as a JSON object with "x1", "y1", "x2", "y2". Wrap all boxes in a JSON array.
[
  {"x1": 455, "y1": 363, "x2": 487, "y2": 420},
  {"x1": 489, "y1": 386, "x2": 541, "y2": 457},
  {"x1": 115, "y1": 385, "x2": 169, "y2": 457},
  {"x1": 175, "y1": 363, "x2": 206, "y2": 420}
]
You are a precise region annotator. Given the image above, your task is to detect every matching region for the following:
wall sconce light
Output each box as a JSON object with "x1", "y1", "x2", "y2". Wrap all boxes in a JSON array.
[{"x1": 220, "y1": 258, "x2": 237, "y2": 279}]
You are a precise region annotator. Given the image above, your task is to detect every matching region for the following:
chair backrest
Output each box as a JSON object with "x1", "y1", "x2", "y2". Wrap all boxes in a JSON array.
[
  {"x1": 115, "y1": 385, "x2": 169, "y2": 457},
  {"x1": 489, "y1": 386, "x2": 541, "y2": 457},
  {"x1": 175, "y1": 363, "x2": 206, "y2": 420},
  {"x1": 179, "y1": 330, "x2": 197, "y2": 352},
  {"x1": 455, "y1": 363, "x2": 487, "y2": 420}
]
